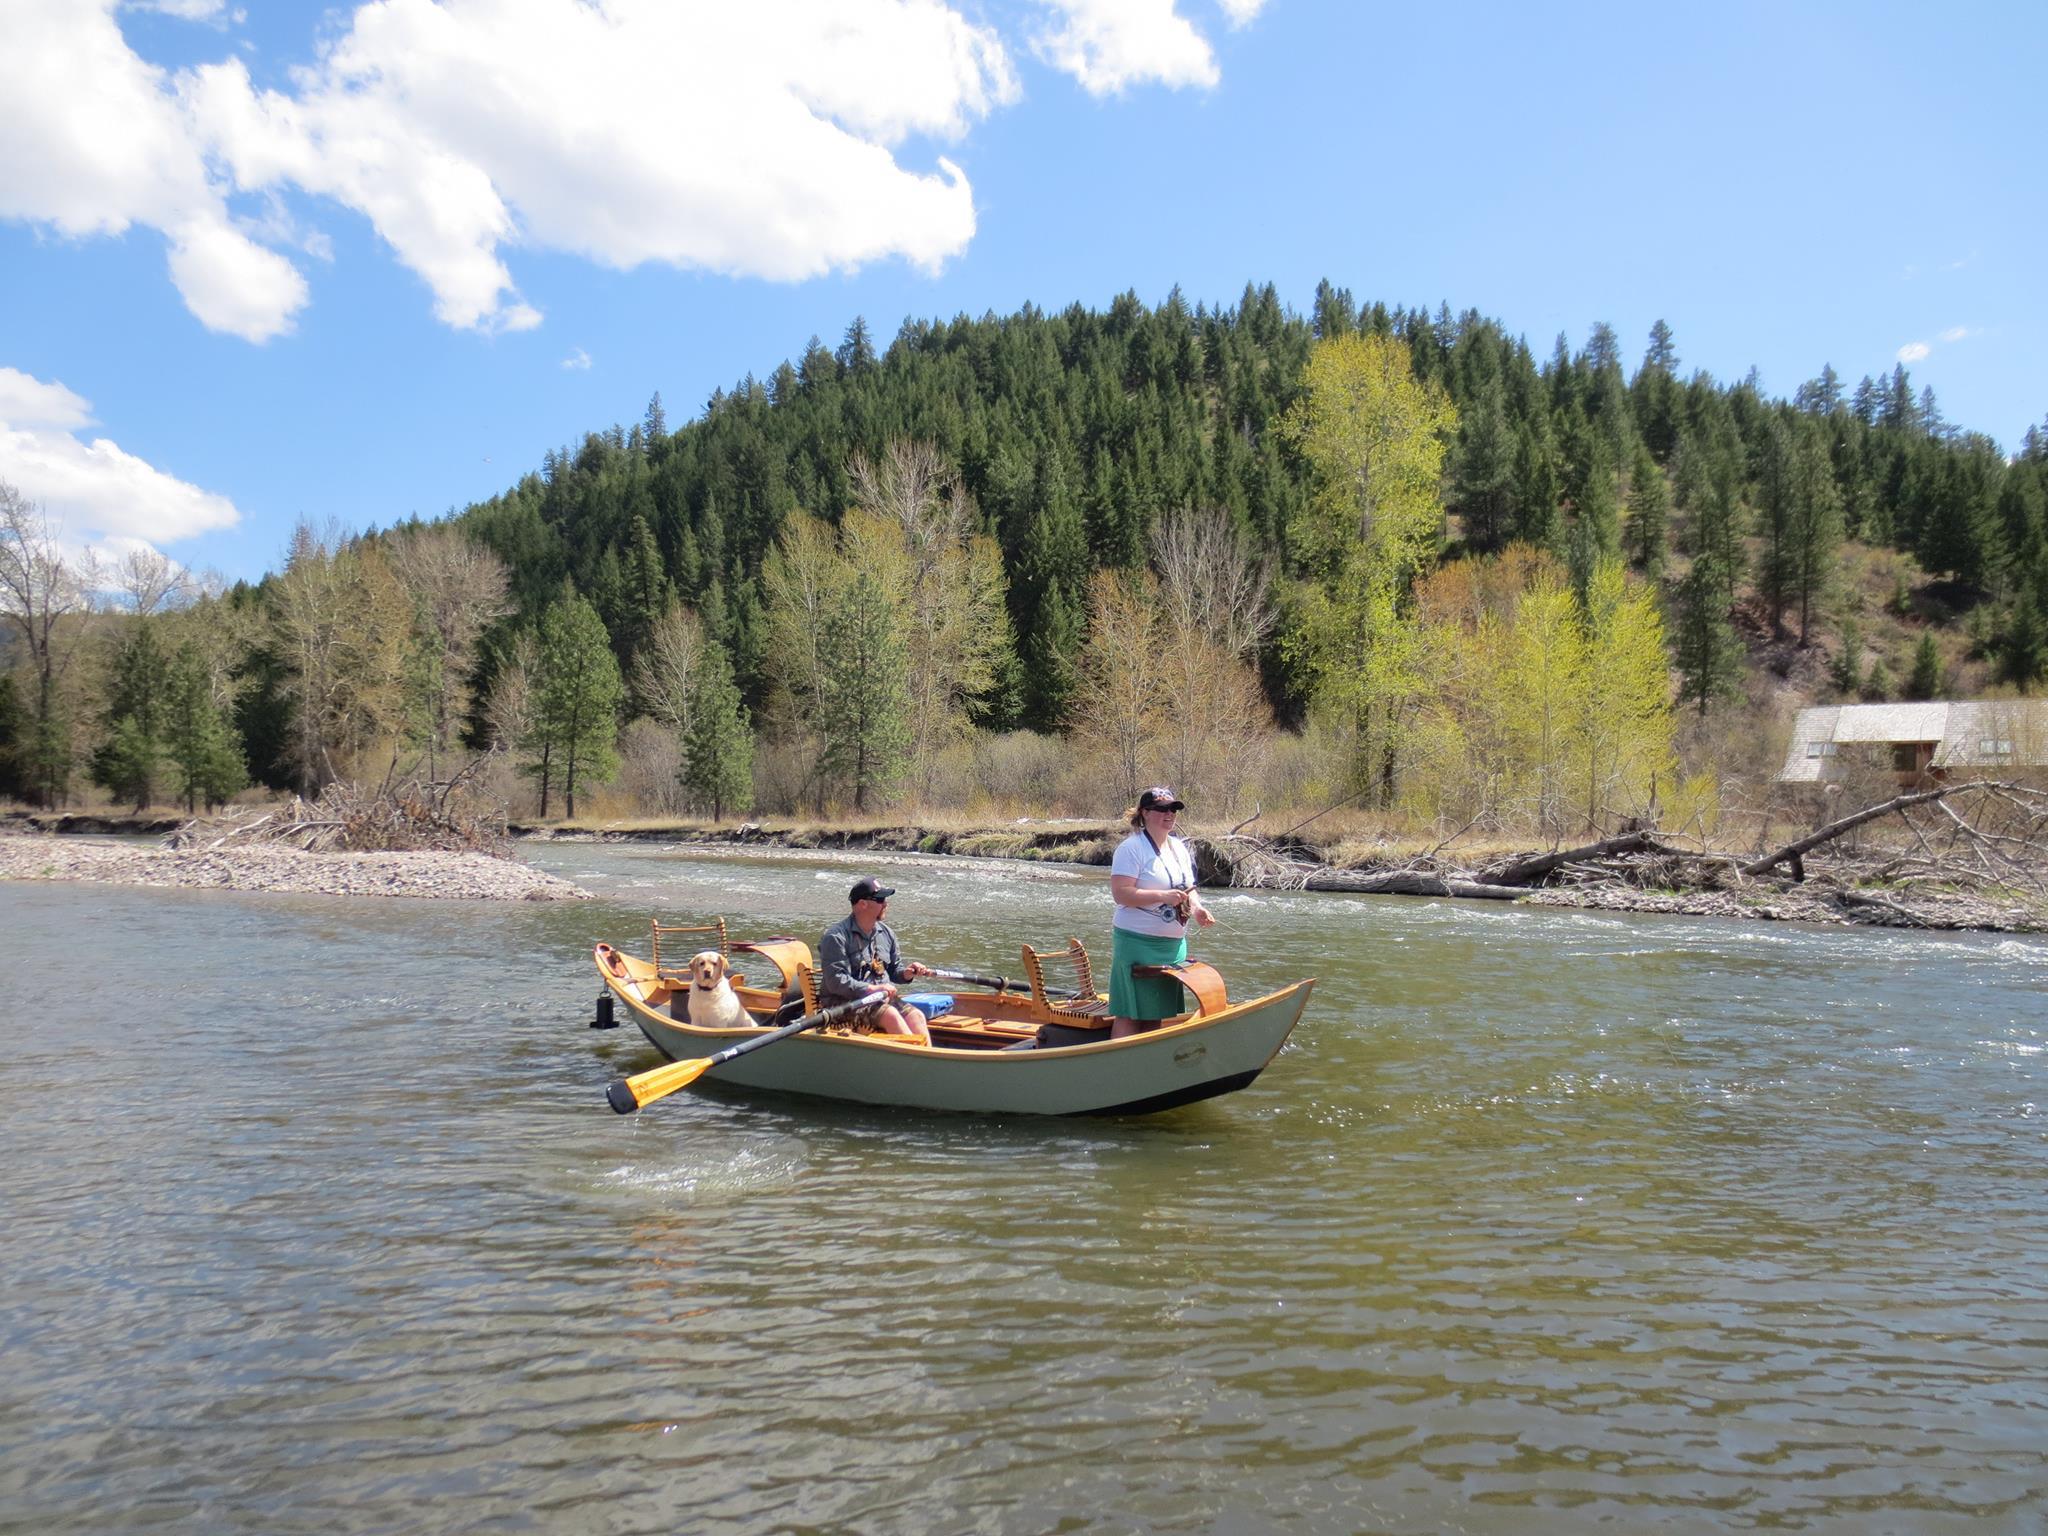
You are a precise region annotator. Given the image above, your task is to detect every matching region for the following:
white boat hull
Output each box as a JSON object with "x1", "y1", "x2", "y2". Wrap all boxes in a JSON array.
[{"x1": 597, "y1": 954, "x2": 1313, "y2": 1116}]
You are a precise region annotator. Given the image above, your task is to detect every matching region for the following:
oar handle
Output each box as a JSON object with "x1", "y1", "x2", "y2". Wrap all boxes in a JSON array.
[
  {"x1": 922, "y1": 966, "x2": 1020, "y2": 993},
  {"x1": 918, "y1": 964, "x2": 1094, "y2": 1002}
]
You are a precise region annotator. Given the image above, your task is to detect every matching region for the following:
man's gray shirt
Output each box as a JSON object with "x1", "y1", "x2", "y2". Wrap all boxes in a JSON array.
[{"x1": 817, "y1": 913, "x2": 914, "y2": 1005}]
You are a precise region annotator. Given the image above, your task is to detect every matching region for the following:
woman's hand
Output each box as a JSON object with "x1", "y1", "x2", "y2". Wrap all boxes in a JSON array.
[{"x1": 1187, "y1": 893, "x2": 1216, "y2": 928}]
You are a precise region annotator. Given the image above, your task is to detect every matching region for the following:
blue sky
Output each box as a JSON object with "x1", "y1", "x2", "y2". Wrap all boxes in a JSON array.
[{"x1": 3, "y1": 0, "x2": 2043, "y2": 587}]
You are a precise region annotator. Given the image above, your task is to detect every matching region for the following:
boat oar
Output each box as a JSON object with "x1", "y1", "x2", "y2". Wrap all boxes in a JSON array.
[
  {"x1": 918, "y1": 965, "x2": 1095, "y2": 1003},
  {"x1": 605, "y1": 989, "x2": 886, "y2": 1115},
  {"x1": 921, "y1": 965, "x2": 1024, "y2": 993}
]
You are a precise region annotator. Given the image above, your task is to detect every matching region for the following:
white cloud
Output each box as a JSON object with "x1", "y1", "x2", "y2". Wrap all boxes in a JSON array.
[
  {"x1": 0, "y1": 0, "x2": 308, "y2": 341},
  {"x1": 1939, "y1": 326, "x2": 1974, "y2": 343},
  {"x1": 3, "y1": 0, "x2": 1047, "y2": 338},
  {"x1": 124, "y1": 0, "x2": 235, "y2": 18},
  {"x1": 1032, "y1": 0, "x2": 1220, "y2": 93},
  {"x1": 0, "y1": 367, "x2": 239, "y2": 552},
  {"x1": 1897, "y1": 341, "x2": 1931, "y2": 363},
  {"x1": 1216, "y1": 0, "x2": 1269, "y2": 25},
  {"x1": 0, "y1": 368, "x2": 93, "y2": 431},
  {"x1": 561, "y1": 347, "x2": 592, "y2": 371}
]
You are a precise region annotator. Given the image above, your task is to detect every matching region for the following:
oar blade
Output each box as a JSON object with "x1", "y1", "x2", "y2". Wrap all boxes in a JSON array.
[{"x1": 607, "y1": 1055, "x2": 712, "y2": 1114}]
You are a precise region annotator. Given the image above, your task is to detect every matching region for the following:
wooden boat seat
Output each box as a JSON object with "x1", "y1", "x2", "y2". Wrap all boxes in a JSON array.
[
  {"x1": 1020, "y1": 939, "x2": 1110, "y2": 1030},
  {"x1": 1130, "y1": 959, "x2": 1228, "y2": 1018},
  {"x1": 650, "y1": 917, "x2": 727, "y2": 983}
]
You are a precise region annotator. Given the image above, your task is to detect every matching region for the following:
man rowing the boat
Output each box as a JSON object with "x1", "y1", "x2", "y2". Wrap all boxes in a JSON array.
[{"x1": 818, "y1": 876, "x2": 935, "y2": 1044}]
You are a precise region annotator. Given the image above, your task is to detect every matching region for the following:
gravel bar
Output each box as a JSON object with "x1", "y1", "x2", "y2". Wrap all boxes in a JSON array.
[{"x1": 0, "y1": 835, "x2": 592, "y2": 901}]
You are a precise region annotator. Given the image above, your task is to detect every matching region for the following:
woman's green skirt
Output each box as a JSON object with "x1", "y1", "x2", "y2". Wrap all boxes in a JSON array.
[{"x1": 1108, "y1": 927, "x2": 1189, "y2": 1020}]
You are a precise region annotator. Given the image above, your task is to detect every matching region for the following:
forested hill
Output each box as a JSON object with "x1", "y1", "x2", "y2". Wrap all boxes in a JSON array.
[{"x1": 453, "y1": 281, "x2": 2048, "y2": 726}]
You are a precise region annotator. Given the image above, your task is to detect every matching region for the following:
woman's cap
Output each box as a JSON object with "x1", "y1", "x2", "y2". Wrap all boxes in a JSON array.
[
  {"x1": 1137, "y1": 786, "x2": 1185, "y2": 812},
  {"x1": 849, "y1": 876, "x2": 897, "y2": 903}
]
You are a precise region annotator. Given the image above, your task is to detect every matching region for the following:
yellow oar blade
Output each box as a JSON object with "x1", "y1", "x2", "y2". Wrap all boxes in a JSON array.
[{"x1": 607, "y1": 1055, "x2": 712, "y2": 1114}]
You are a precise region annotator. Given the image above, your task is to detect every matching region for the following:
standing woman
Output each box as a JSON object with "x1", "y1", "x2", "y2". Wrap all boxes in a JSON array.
[{"x1": 1108, "y1": 786, "x2": 1216, "y2": 1038}]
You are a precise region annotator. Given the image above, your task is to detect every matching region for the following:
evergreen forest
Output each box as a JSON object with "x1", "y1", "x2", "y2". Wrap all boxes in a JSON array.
[{"x1": 5, "y1": 281, "x2": 2046, "y2": 839}]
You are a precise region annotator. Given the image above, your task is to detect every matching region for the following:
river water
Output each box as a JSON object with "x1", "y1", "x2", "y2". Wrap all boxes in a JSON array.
[{"x1": 3, "y1": 843, "x2": 2046, "y2": 1535}]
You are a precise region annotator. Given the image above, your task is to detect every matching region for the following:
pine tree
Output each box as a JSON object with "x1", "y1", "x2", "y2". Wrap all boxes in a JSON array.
[
  {"x1": 1906, "y1": 632, "x2": 1944, "y2": 700},
  {"x1": 1452, "y1": 372, "x2": 1515, "y2": 551},
  {"x1": 681, "y1": 642, "x2": 753, "y2": 820},
  {"x1": 816, "y1": 573, "x2": 910, "y2": 811},
  {"x1": 91, "y1": 620, "x2": 170, "y2": 809},
  {"x1": 1673, "y1": 555, "x2": 1744, "y2": 716},
  {"x1": 1625, "y1": 440, "x2": 1668, "y2": 576},
  {"x1": 163, "y1": 641, "x2": 248, "y2": 812},
  {"x1": 2000, "y1": 593, "x2": 2046, "y2": 692},
  {"x1": 529, "y1": 595, "x2": 622, "y2": 819},
  {"x1": 0, "y1": 673, "x2": 19, "y2": 800}
]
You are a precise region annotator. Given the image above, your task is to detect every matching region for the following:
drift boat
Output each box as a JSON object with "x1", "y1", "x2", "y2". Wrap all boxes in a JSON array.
[{"x1": 592, "y1": 921, "x2": 1314, "y2": 1116}]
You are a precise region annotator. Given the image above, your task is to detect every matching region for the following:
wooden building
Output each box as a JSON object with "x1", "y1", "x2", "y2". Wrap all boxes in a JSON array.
[{"x1": 1779, "y1": 701, "x2": 2048, "y2": 786}]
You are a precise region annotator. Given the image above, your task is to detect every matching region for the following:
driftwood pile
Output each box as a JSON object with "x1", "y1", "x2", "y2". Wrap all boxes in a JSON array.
[
  {"x1": 168, "y1": 760, "x2": 510, "y2": 858},
  {"x1": 1201, "y1": 780, "x2": 2048, "y2": 933}
]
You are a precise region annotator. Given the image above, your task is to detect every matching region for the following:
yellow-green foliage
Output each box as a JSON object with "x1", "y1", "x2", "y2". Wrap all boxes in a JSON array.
[
  {"x1": 1401, "y1": 547, "x2": 1677, "y2": 836},
  {"x1": 1279, "y1": 334, "x2": 1458, "y2": 792}
]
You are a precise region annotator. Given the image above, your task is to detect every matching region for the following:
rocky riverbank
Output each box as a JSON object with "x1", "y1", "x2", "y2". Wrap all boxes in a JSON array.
[
  {"x1": 0, "y1": 833, "x2": 591, "y2": 902},
  {"x1": 514, "y1": 818, "x2": 2048, "y2": 933}
]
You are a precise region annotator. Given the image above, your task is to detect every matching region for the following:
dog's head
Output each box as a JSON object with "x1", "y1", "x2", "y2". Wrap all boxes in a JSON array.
[{"x1": 690, "y1": 951, "x2": 729, "y2": 989}]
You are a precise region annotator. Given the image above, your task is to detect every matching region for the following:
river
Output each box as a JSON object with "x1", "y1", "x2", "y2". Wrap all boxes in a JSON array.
[{"x1": 3, "y1": 842, "x2": 2045, "y2": 1534}]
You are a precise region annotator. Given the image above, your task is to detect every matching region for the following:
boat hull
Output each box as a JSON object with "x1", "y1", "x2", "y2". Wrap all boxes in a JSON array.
[{"x1": 596, "y1": 952, "x2": 1312, "y2": 1116}]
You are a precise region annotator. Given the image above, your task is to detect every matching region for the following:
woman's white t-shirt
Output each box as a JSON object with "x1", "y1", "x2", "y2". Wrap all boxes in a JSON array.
[{"x1": 1111, "y1": 830, "x2": 1195, "y2": 937}]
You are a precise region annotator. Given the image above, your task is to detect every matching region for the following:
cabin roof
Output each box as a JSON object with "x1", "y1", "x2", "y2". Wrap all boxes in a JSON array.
[{"x1": 1779, "y1": 700, "x2": 2048, "y2": 782}]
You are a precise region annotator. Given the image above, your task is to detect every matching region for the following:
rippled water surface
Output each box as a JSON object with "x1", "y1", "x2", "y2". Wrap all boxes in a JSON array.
[{"x1": 4, "y1": 843, "x2": 2047, "y2": 1534}]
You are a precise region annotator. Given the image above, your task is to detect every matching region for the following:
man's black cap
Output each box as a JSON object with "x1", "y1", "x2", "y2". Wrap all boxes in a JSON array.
[{"x1": 849, "y1": 876, "x2": 897, "y2": 903}]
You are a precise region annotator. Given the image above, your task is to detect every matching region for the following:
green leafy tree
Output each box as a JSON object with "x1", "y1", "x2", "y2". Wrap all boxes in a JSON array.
[
  {"x1": 529, "y1": 594, "x2": 622, "y2": 818},
  {"x1": 681, "y1": 641, "x2": 753, "y2": 820},
  {"x1": 816, "y1": 572, "x2": 910, "y2": 812},
  {"x1": 1278, "y1": 332, "x2": 1457, "y2": 798}
]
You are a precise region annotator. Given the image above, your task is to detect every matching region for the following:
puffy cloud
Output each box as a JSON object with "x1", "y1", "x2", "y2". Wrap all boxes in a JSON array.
[
  {"x1": 0, "y1": 0, "x2": 308, "y2": 341},
  {"x1": 0, "y1": 367, "x2": 240, "y2": 552},
  {"x1": 1216, "y1": 0, "x2": 1270, "y2": 25},
  {"x1": 1031, "y1": 0, "x2": 1220, "y2": 93},
  {"x1": 0, "y1": 368, "x2": 93, "y2": 432},
  {"x1": 1897, "y1": 341, "x2": 1932, "y2": 363},
  {"x1": 4, "y1": 0, "x2": 1030, "y2": 337}
]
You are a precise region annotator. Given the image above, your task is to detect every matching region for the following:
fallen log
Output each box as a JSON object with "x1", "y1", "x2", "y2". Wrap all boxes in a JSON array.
[
  {"x1": 1304, "y1": 869, "x2": 1526, "y2": 900},
  {"x1": 1739, "y1": 783, "x2": 2006, "y2": 878},
  {"x1": 1482, "y1": 831, "x2": 1663, "y2": 887}
]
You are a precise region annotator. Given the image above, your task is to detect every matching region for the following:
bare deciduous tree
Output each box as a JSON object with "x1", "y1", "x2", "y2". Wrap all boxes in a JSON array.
[
  {"x1": 112, "y1": 545, "x2": 192, "y2": 616},
  {"x1": 1150, "y1": 505, "x2": 1273, "y2": 663},
  {"x1": 270, "y1": 521, "x2": 410, "y2": 794},
  {"x1": 1069, "y1": 568, "x2": 1160, "y2": 806},
  {"x1": 846, "y1": 439, "x2": 1012, "y2": 803},
  {"x1": 0, "y1": 482, "x2": 100, "y2": 803},
  {"x1": 386, "y1": 525, "x2": 511, "y2": 777},
  {"x1": 630, "y1": 598, "x2": 706, "y2": 737}
]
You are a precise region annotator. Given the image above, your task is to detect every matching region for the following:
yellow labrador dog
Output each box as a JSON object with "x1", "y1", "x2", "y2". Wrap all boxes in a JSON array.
[{"x1": 685, "y1": 950, "x2": 749, "y2": 1031}]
